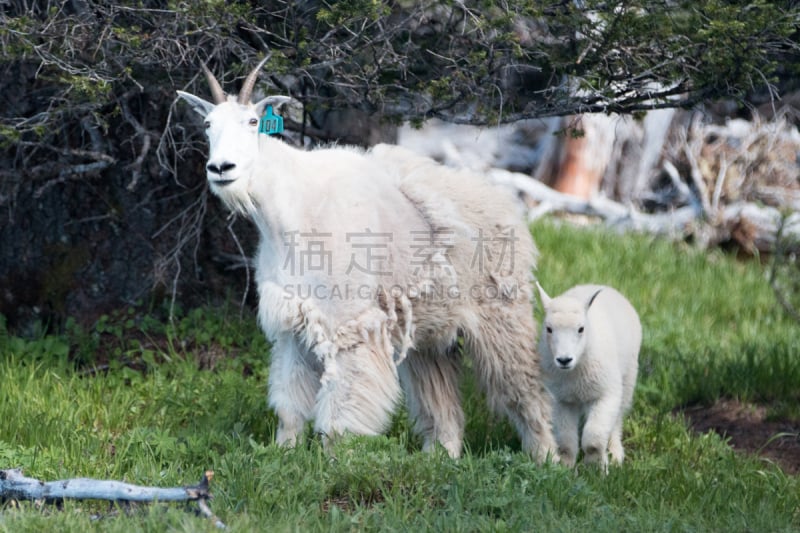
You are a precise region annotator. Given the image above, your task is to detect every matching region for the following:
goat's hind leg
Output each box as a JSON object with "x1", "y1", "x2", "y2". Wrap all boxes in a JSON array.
[
  {"x1": 398, "y1": 345, "x2": 465, "y2": 458},
  {"x1": 466, "y1": 307, "x2": 558, "y2": 463}
]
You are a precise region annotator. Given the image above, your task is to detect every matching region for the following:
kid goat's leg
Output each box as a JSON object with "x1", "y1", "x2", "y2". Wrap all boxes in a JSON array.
[
  {"x1": 607, "y1": 412, "x2": 626, "y2": 464},
  {"x1": 398, "y1": 346, "x2": 465, "y2": 458},
  {"x1": 582, "y1": 395, "x2": 622, "y2": 472}
]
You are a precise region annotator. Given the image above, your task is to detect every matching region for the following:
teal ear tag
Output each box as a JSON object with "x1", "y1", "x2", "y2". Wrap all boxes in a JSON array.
[{"x1": 259, "y1": 105, "x2": 284, "y2": 135}]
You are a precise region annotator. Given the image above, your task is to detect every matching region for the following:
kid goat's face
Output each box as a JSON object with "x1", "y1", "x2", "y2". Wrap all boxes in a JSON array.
[{"x1": 544, "y1": 308, "x2": 588, "y2": 371}]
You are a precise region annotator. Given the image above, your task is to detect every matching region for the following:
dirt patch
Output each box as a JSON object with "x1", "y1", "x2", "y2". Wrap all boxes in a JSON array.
[
  {"x1": 681, "y1": 399, "x2": 800, "y2": 475},
  {"x1": 321, "y1": 487, "x2": 386, "y2": 514}
]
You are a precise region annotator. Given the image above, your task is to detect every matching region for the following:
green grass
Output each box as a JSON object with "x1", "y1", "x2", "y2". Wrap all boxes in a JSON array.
[
  {"x1": 534, "y1": 221, "x2": 800, "y2": 417},
  {"x1": 1, "y1": 220, "x2": 798, "y2": 531}
]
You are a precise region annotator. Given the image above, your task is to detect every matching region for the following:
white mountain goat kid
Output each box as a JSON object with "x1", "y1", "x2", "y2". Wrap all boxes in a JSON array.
[
  {"x1": 176, "y1": 58, "x2": 558, "y2": 461},
  {"x1": 536, "y1": 283, "x2": 641, "y2": 470}
]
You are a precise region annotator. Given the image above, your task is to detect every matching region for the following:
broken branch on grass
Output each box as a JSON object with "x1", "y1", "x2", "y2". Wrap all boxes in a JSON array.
[{"x1": 0, "y1": 469, "x2": 225, "y2": 529}]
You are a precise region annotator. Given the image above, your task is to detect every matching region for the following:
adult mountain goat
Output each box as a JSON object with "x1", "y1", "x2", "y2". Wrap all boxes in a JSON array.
[
  {"x1": 177, "y1": 58, "x2": 557, "y2": 461},
  {"x1": 537, "y1": 283, "x2": 641, "y2": 471}
]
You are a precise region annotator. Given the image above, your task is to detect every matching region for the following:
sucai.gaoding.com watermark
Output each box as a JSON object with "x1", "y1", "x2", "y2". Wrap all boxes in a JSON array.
[
  {"x1": 277, "y1": 227, "x2": 523, "y2": 302},
  {"x1": 282, "y1": 281, "x2": 520, "y2": 302}
]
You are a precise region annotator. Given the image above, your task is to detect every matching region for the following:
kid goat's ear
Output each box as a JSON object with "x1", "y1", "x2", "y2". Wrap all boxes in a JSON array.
[
  {"x1": 176, "y1": 91, "x2": 216, "y2": 118},
  {"x1": 535, "y1": 281, "x2": 551, "y2": 308},
  {"x1": 587, "y1": 288, "x2": 603, "y2": 310}
]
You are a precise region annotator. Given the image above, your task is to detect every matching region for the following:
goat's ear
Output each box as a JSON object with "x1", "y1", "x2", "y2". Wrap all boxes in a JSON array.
[
  {"x1": 253, "y1": 95, "x2": 298, "y2": 116},
  {"x1": 176, "y1": 91, "x2": 216, "y2": 118},
  {"x1": 535, "y1": 282, "x2": 551, "y2": 308},
  {"x1": 587, "y1": 288, "x2": 603, "y2": 310}
]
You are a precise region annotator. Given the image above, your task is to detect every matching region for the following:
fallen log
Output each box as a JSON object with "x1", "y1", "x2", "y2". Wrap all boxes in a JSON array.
[
  {"x1": 489, "y1": 168, "x2": 800, "y2": 254},
  {"x1": 0, "y1": 468, "x2": 225, "y2": 529}
]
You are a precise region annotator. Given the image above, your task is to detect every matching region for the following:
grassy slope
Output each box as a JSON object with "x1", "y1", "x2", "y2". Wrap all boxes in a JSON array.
[
  {"x1": 0, "y1": 220, "x2": 798, "y2": 532},
  {"x1": 534, "y1": 221, "x2": 799, "y2": 416}
]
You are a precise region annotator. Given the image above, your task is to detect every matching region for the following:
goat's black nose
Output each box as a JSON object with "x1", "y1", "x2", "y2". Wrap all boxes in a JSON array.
[
  {"x1": 207, "y1": 162, "x2": 236, "y2": 174},
  {"x1": 556, "y1": 357, "x2": 573, "y2": 367}
]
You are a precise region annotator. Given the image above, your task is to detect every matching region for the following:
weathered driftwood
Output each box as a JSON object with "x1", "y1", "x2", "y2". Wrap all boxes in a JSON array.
[
  {"x1": 490, "y1": 168, "x2": 699, "y2": 234},
  {"x1": 0, "y1": 469, "x2": 225, "y2": 529},
  {"x1": 400, "y1": 107, "x2": 799, "y2": 257},
  {"x1": 489, "y1": 168, "x2": 800, "y2": 253}
]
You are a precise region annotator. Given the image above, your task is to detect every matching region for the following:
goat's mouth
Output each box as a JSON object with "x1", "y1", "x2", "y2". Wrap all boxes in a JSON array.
[{"x1": 209, "y1": 178, "x2": 237, "y2": 187}]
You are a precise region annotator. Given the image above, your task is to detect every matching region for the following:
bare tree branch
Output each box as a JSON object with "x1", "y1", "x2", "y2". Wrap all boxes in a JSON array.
[{"x1": 0, "y1": 469, "x2": 226, "y2": 529}]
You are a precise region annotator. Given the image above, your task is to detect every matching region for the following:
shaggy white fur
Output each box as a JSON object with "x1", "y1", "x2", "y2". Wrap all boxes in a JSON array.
[
  {"x1": 537, "y1": 283, "x2": 641, "y2": 470},
  {"x1": 177, "y1": 64, "x2": 557, "y2": 461}
]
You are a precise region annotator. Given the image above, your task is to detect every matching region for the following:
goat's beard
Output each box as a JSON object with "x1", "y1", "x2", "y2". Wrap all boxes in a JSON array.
[{"x1": 209, "y1": 179, "x2": 256, "y2": 216}]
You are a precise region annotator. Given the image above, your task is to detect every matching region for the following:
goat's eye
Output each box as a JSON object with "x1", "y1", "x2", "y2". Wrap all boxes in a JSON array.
[
  {"x1": 546, "y1": 326, "x2": 552, "y2": 334},
  {"x1": 203, "y1": 121, "x2": 211, "y2": 129},
  {"x1": 248, "y1": 118, "x2": 259, "y2": 126},
  {"x1": 578, "y1": 326, "x2": 584, "y2": 334}
]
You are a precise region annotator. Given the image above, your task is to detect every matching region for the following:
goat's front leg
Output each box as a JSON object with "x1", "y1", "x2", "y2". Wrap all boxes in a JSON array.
[
  {"x1": 258, "y1": 282, "x2": 321, "y2": 447},
  {"x1": 256, "y1": 280, "x2": 305, "y2": 336},
  {"x1": 313, "y1": 310, "x2": 401, "y2": 444},
  {"x1": 267, "y1": 334, "x2": 320, "y2": 447}
]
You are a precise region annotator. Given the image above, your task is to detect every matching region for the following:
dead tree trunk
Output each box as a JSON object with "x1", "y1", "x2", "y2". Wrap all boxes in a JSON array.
[
  {"x1": 543, "y1": 114, "x2": 616, "y2": 199},
  {"x1": 537, "y1": 111, "x2": 676, "y2": 202}
]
